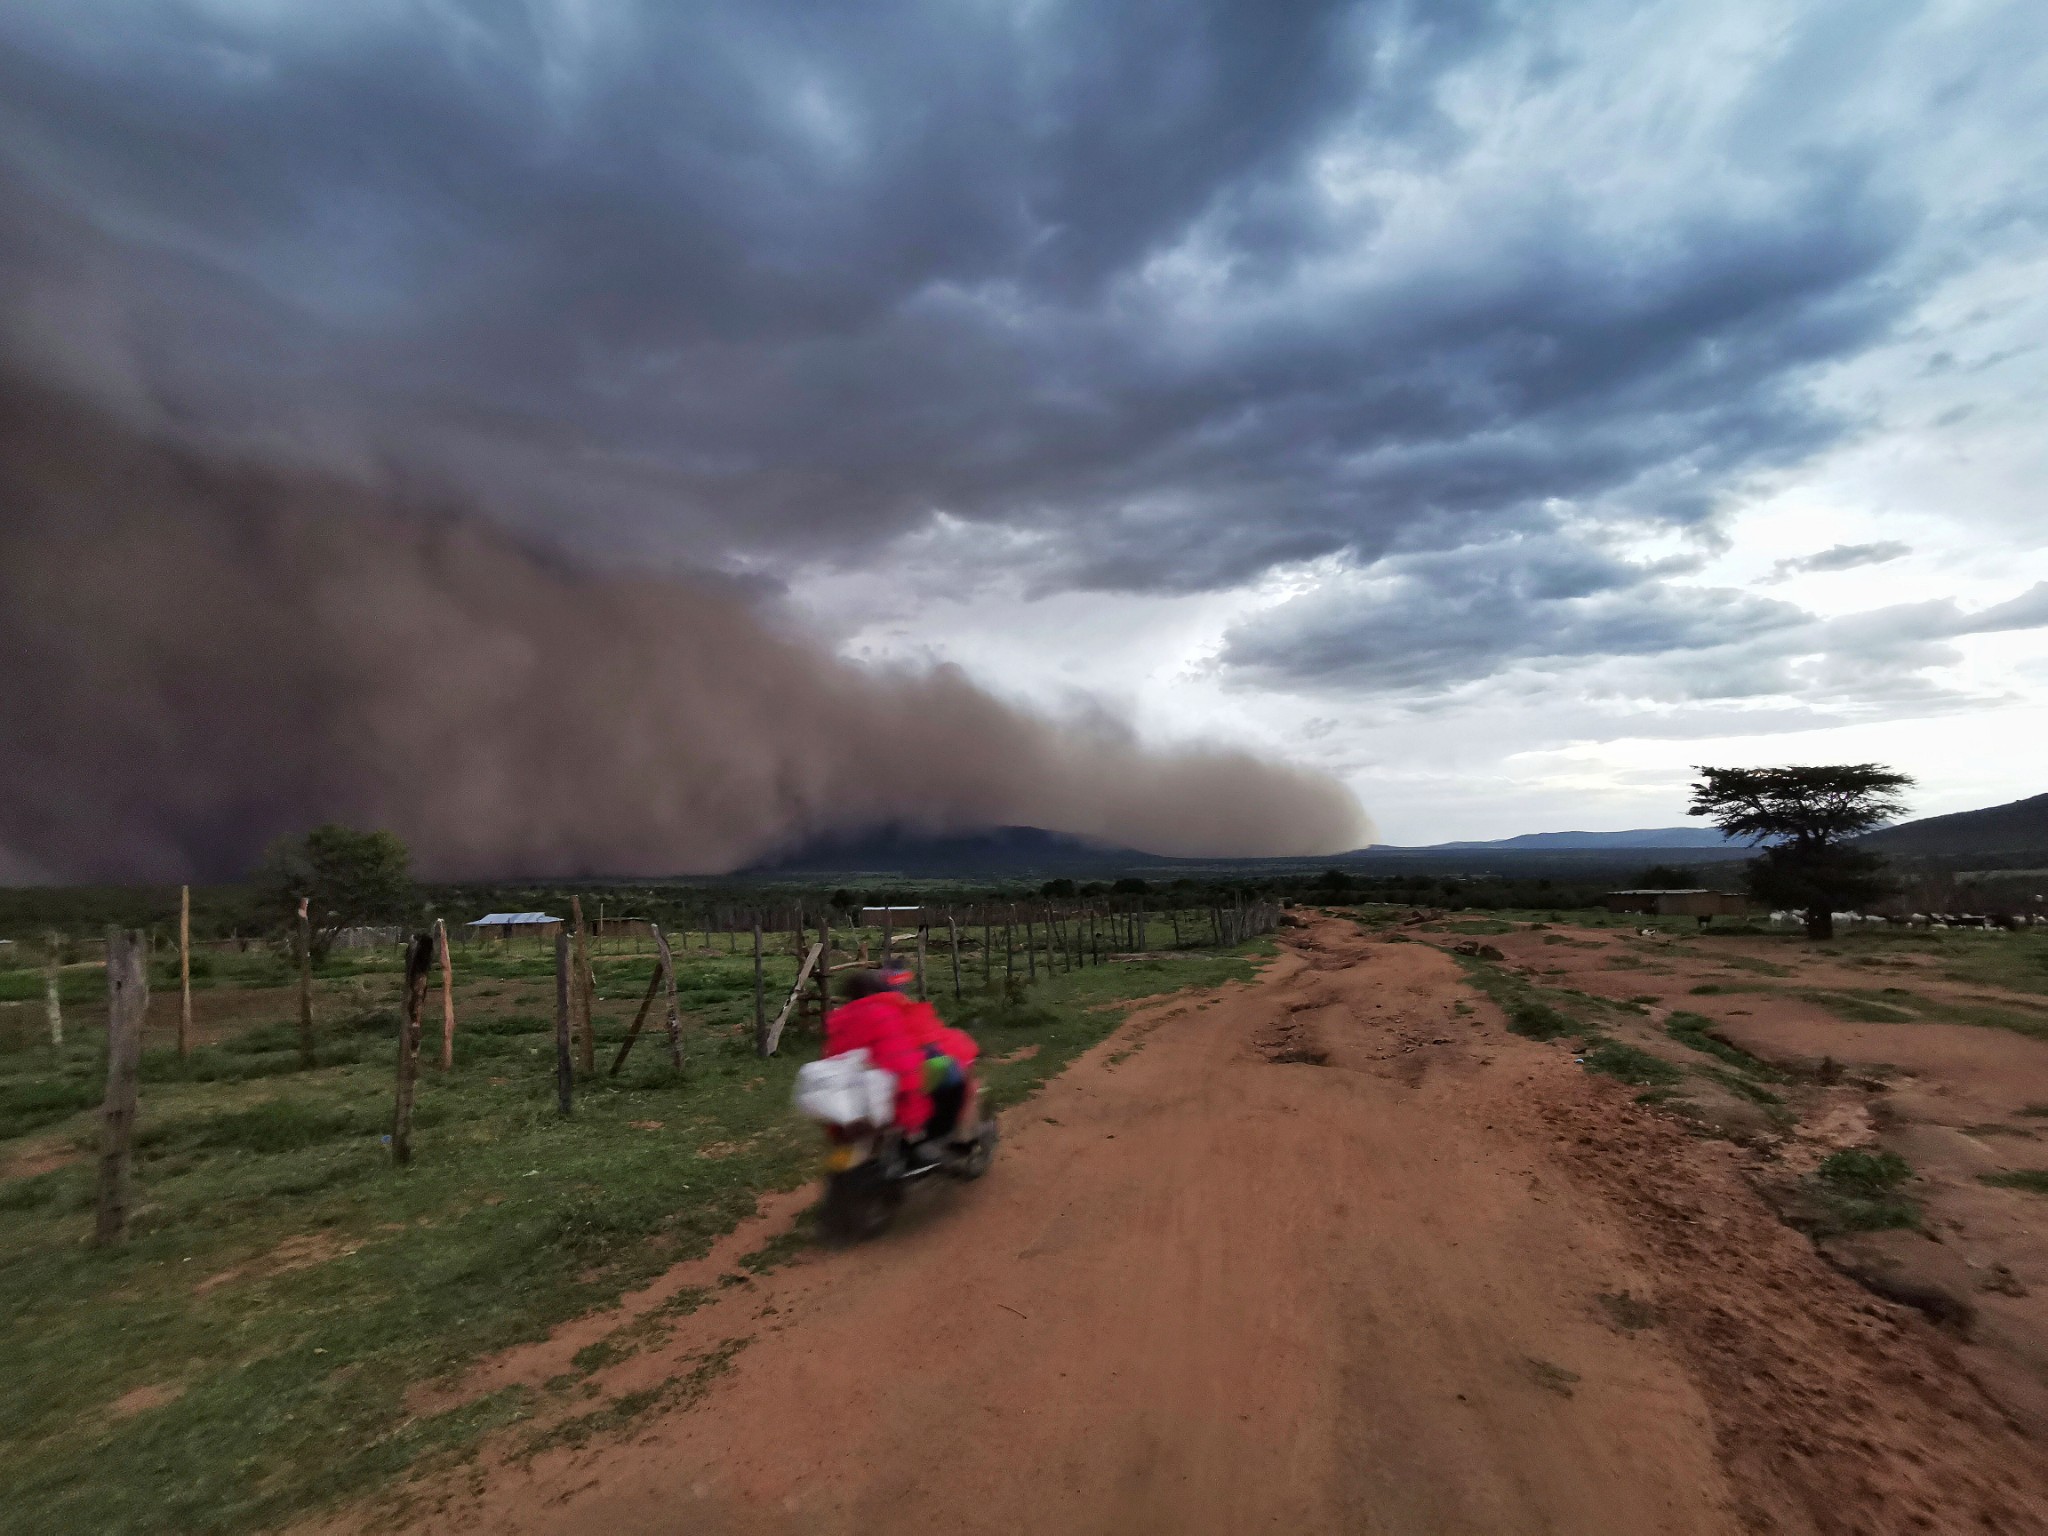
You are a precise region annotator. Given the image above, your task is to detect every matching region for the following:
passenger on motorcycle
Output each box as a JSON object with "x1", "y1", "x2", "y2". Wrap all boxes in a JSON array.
[{"x1": 825, "y1": 959, "x2": 981, "y2": 1161}]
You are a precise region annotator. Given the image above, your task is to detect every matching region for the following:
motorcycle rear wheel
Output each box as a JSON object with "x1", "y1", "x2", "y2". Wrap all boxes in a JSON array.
[
  {"x1": 951, "y1": 1117, "x2": 999, "y2": 1181},
  {"x1": 820, "y1": 1161, "x2": 901, "y2": 1242}
]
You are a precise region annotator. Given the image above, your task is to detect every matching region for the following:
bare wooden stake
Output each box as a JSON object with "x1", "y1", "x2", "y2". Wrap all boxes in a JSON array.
[
  {"x1": 948, "y1": 915, "x2": 962, "y2": 999},
  {"x1": 607, "y1": 961, "x2": 666, "y2": 1076},
  {"x1": 915, "y1": 925, "x2": 928, "y2": 1000},
  {"x1": 554, "y1": 930, "x2": 574, "y2": 1116},
  {"x1": 392, "y1": 932, "x2": 431, "y2": 1164},
  {"x1": 654, "y1": 923, "x2": 685, "y2": 1071},
  {"x1": 177, "y1": 884, "x2": 193, "y2": 1060},
  {"x1": 44, "y1": 933, "x2": 62, "y2": 1049},
  {"x1": 816, "y1": 917, "x2": 833, "y2": 1032},
  {"x1": 94, "y1": 929, "x2": 147, "y2": 1246},
  {"x1": 752, "y1": 920, "x2": 767, "y2": 1056},
  {"x1": 296, "y1": 896, "x2": 315, "y2": 1068},
  {"x1": 435, "y1": 918, "x2": 456, "y2": 1070},
  {"x1": 571, "y1": 895, "x2": 596, "y2": 1076},
  {"x1": 764, "y1": 942, "x2": 824, "y2": 1056},
  {"x1": 1025, "y1": 915, "x2": 1037, "y2": 981}
]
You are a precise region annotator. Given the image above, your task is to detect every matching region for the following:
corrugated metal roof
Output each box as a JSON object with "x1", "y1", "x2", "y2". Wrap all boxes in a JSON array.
[{"x1": 467, "y1": 912, "x2": 562, "y2": 926}]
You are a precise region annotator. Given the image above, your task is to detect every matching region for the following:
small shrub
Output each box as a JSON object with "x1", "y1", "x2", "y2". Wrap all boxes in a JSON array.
[
  {"x1": 1806, "y1": 1148, "x2": 1917, "y2": 1233},
  {"x1": 1819, "y1": 1148, "x2": 1911, "y2": 1194},
  {"x1": 1506, "y1": 1000, "x2": 1575, "y2": 1041},
  {"x1": 1580, "y1": 1039, "x2": 1682, "y2": 1087}
]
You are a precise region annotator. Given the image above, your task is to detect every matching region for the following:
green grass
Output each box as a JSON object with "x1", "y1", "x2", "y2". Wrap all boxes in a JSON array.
[
  {"x1": 1578, "y1": 1039, "x2": 1683, "y2": 1087},
  {"x1": 1980, "y1": 1170, "x2": 2048, "y2": 1195},
  {"x1": 1800, "y1": 990, "x2": 1919, "y2": 1024},
  {"x1": 0, "y1": 938, "x2": 1266, "y2": 1535},
  {"x1": 1663, "y1": 1012, "x2": 1788, "y2": 1082},
  {"x1": 1713, "y1": 955, "x2": 1795, "y2": 978},
  {"x1": 1789, "y1": 984, "x2": 2048, "y2": 1041}
]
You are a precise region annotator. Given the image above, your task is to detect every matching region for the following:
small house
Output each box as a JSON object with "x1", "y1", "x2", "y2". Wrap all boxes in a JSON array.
[
  {"x1": 466, "y1": 912, "x2": 564, "y2": 945},
  {"x1": 860, "y1": 906, "x2": 927, "y2": 931},
  {"x1": 1601, "y1": 889, "x2": 1747, "y2": 920}
]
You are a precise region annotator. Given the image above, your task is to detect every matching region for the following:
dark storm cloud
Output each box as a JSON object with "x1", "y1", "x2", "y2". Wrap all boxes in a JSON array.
[
  {"x1": 0, "y1": 0, "x2": 1948, "y2": 592},
  {"x1": 0, "y1": 373, "x2": 1366, "y2": 882},
  {"x1": 2, "y1": 0, "x2": 2040, "y2": 876}
]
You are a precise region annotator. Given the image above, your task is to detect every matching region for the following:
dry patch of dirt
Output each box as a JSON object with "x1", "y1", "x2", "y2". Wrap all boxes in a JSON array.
[
  {"x1": 1, "y1": 1136, "x2": 82, "y2": 1181},
  {"x1": 107, "y1": 1382, "x2": 185, "y2": 1419},
  {"x1": 307, "y1": 918, "x2": 2048, "y2": 1536},
  {"x1": 194, "y1": 1231, "x2": 360, "y2": 1295}
]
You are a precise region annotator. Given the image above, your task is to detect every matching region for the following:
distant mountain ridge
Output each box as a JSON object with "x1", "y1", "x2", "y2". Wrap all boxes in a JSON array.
[
  {"x1": 1394, "y1": 827, "x2": 1749, "y2": 852},
  {"x1": 1858, "y1": 791, "x2": 2048, "y2": 858},
  {"x1": 747, "y1": 792, "x2": 2047, "y2": 880}
]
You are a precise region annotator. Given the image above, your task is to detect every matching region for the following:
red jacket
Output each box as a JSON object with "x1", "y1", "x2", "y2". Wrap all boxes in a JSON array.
[{"x1": 824, "y1": 992, "x2": 979, "y2": 1132}]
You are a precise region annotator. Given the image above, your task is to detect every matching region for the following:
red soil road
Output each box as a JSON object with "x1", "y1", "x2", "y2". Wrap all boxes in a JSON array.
[{"x1": 347, "y1": 917, "x2": 2048, "y2": 1535}]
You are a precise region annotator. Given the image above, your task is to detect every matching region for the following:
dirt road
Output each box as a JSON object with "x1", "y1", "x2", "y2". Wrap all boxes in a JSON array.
[{"x1": 359, "y1": 917, "x2": 2048, "y2": 1535}]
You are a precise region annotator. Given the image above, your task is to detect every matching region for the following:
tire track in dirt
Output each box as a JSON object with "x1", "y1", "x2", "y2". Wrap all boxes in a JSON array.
[{"x1": 316, "y1": 917, "x2": 2048, "y2": 1536}]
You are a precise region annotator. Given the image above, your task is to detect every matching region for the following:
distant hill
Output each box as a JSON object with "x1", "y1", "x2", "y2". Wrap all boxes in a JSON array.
[
  {"x1": 747, "y1": 820, "x2": 1756, "y2": 882},
  {"x1": 1401, "y1": 827, "x2": 1750, "y2": 852},
  {"x1": 1859, "y1": 791, "x2": 2048, "y2": 859},
  {"x1": 722, "y1": 796, "x2": 2048, "y2": 883}
]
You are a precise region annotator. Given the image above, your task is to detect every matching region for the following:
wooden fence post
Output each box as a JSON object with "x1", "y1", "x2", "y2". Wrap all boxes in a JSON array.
[
  {"x1": 753, "y1": 920, "x2": 767, "y2": 1056},
  {"x1": 554, "y1": 930, "x2": 574, "y2": 1116},
  {"x1": 297, "y1": 897, "x2": 315, "y2": 1068},
  {"x1": 948, "y1": 915, "x2": 962, "y2": 999},
  {"x1": 1025, "y1": 914, "x2": 1037, "y2": 982},
  {"x1": 94, "y1": 929, "x2": 147, "y2": 1246},
  {"x1": 982, "y1": 916, "x2": 993, "y2": 989},
  {"x1": 1005, "y1": 912, "x2": 1015, "y2": 988},
  {"x1": 915, "y1": 925, "x2": 928, "y2": 1000},
  {"x1": 392, "y1": 933, "x2": 431, "y2": 1164},
  {"x1": 178, "y1": 884, "x2": 192, "y2": 1060},
  {"x1": 44, "y1": 933, "x2": 62, "y2": 1049},
  {"x1": 435, "y1": 919, "x2": 456, "y2": 1070}
]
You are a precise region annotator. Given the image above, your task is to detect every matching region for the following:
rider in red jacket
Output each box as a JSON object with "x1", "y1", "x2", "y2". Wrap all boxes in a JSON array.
[{"x1": 825, "y1": 961, "x2": 980, "y2": 1152}]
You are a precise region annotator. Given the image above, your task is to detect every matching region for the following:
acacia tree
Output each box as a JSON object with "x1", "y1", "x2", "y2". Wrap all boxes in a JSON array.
[
  {"x1": 255, "y1": 825, "x2": 414, "y2": 963},
  {"x1": 1687, "y1": 765, "x2": 1913, "y2": 939}
]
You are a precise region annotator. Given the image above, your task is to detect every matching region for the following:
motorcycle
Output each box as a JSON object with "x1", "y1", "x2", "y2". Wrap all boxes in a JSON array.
[{"x1": 794, "y1": 1048, "x2": 999, "y2": 1241}]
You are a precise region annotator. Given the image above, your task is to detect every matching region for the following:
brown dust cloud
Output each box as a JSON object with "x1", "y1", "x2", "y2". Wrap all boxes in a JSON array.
[{"x1": 0, "y1": 374, "x2": 1368, "y2": 884}]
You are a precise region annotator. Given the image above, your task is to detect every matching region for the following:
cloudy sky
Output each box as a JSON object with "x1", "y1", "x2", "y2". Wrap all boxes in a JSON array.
[{"x1": 4, "y1": 0, "x2": 2045, "y2": 846}]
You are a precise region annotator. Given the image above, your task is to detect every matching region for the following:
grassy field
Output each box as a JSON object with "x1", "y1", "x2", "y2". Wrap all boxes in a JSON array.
[{"x1": 0, "y1": 921, "x2": 1263, "y2": 1535}]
